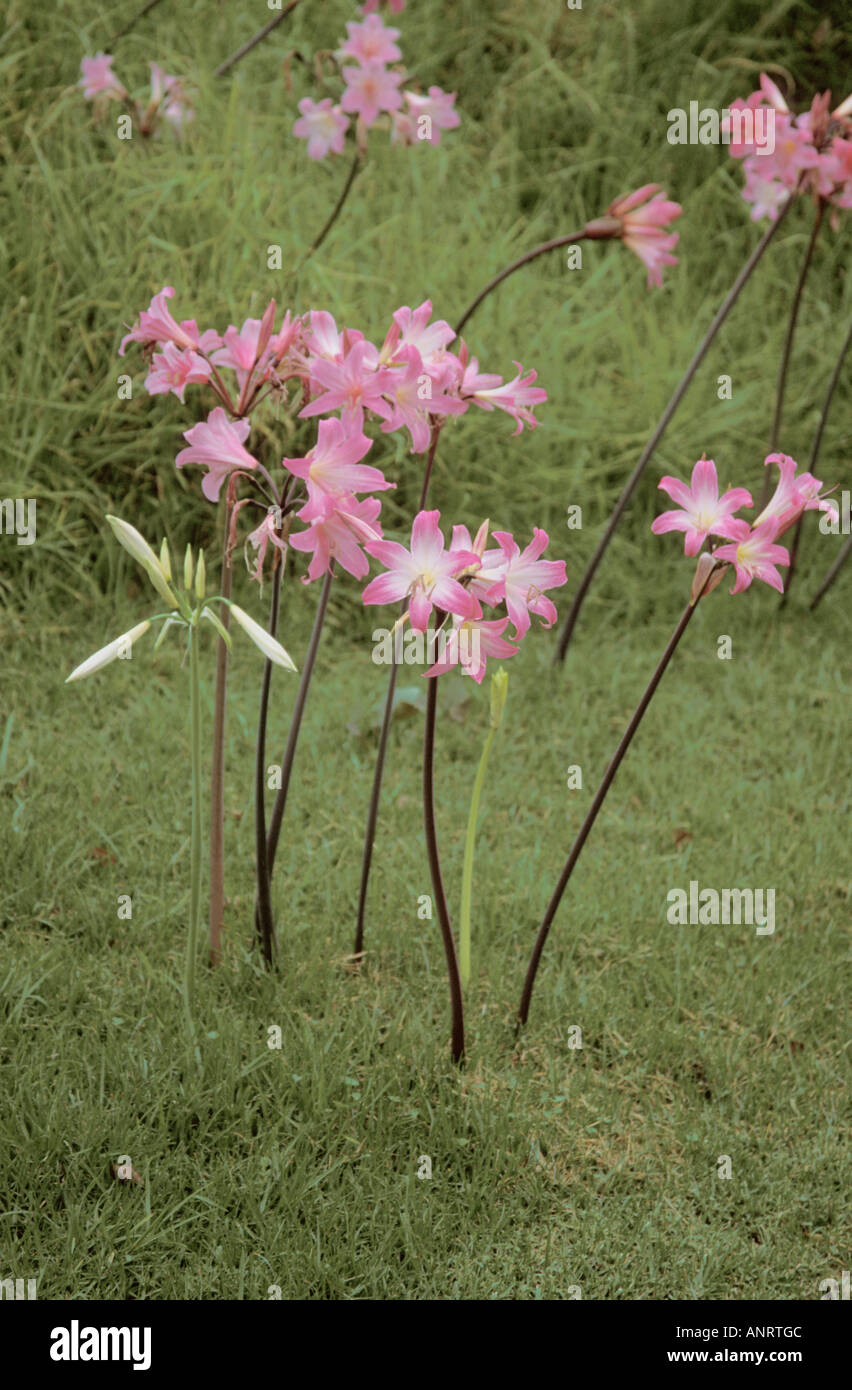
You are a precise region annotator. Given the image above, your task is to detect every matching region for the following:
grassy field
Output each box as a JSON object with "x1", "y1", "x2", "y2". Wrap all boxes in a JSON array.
[{"x1": 1, "y1": 0, "x2": 850, "y2": 1299}]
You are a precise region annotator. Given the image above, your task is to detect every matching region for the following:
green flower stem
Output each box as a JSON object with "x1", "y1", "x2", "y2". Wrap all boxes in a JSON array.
[
  {"x1": 185, "y1": 621, "x2": 203, "y2": 1029},
  {"x1": 459, "y1": 728, "x2": 496, "y2": 989}
]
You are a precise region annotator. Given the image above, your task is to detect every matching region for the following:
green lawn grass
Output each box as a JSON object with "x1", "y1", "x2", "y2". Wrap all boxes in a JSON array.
[{"x1": 0, "y1": 0, "x2": 850, "y2": 1299}]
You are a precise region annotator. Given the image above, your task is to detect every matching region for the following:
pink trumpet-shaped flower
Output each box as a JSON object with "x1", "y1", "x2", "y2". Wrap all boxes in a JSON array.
[
  {"x1": 362, "y1": 509, "x2": 480, "y2": 631},
  {"x1": 381, "y1": 346, "x2": 466, "y2": 452},
  {"x1": 119, "y1": 286, "x2": 221, "y2": 357},
  {"x1": 247, "y1": 510, "x2": 288, "y2": 583},
  {"x1": 290, "y1": 493, "x2": 382, "y2": 582},
  {"x1": 651, "y1": 458, "x2": 753, "y2": 555},
  {"x1": 476, "y1": 528, "x2": 567, "y2": 639},
  {"x1": 603, "y1": 184, "x2": 682, "y2": 288},
  {"x1": 459, "y1": 358, "x2": 547, "y2": 434},
  {"x1": 176, "y1": 407, "x2": 260, "y2": 503},
  {"x1": 713, "y1": 518, "x2": 790, "y2": 595},
  {"x1": 144, "y1": 342, "x2": 211, "y2": 403},
  {"x1": 754, "y1": 452, "x2": 837, "y2": 534},
  {"x1": 293, "y1": 98, "x2": 349, "y2": 159},
  {"x1": 339, "y1": 15, "x2": 402, "y2": 65},
  {"x1": 380, "y1": 299, "x2": 456, "y2": 367},
  {"x1": 402, "y1": 87, "x2": 460, "y2": 145},
  {"x1": 340, "y1": 61, "x2": 403, "y2": 127},
  {"x1": 425, "y1": 615, "x2": 519, "y2": 684},
  {"x1": 300, "y1": 339, "x2": 394, "y2": 429},
  {"x1": 79, "y1": 53, "x2": 125, "y2": 100},
  {"x1": 285, "y1": 417, "x2": 393, "y2": 510}
]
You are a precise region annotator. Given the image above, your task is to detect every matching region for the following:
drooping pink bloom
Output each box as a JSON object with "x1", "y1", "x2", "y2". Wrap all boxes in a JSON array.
[
  {"x1": 175, "y1": 408, "x2": 260, "y2": 503},
  {"x1": 754, "y1": 452, "x2": 837, "y2": 534},
  {"x1": 425, "y1": 615, "x2": 519, "y2": 684},
  {"x1": 713, "y1": 518, "x2": 790, "y2": 595},
  {"x1": 740, "y1": 167, "x2": 789, "y2": 222},
  {"x1": 475, "y1": 529, "x2": 567, "y2": 638},
  {"x1": 144, "y1": 342, "x2": 211, "y2": 403},
  {"x1": 651, "y1": 458, "x2": 753, "y2": 555},
  {"x1": 403, "y1": 87, "x2": 460, "y2": 145},
  {"x1": 246, "y1": 509, "x2": 289, "y2": 583},
  {"x1": 290, "y1": 493, "x2": 382, "y2": 582},
  {"x1": 459, "y1": 358, "x2": 547, "y2": 434},
  {"x1": 149, "y1": 63, "x2": 193, "y2": 130},
  {"x1": 380, "y1": 346, "x2": 466, "y2": 452},
  {"x1": 340, "y1": 61, "x2": 403, "y2": 127},
  {"x1": 79, "y1": 53, "x2": 125, "y2": 100},
  {"x1": 119, "y1": 287, "x2": 221, "y2": 357},
  {"x1": 339, "y1": 15, "x2": 402, "y2": 65},
  {"x1": 362, "y1": 509, "x2": 480, "y2": 631},
  {"x1": 293, "y1": 98, "x2": 350, "y2": 159},
  {"x1": 284, "y1": 417, "x2": 392, "y2": 509},
  {"x1": 601, "y1": 184, "x2": 682, "y2": 288},
  {"x1": 300, "y1": 339, "x2": 394, "y2": 429}
]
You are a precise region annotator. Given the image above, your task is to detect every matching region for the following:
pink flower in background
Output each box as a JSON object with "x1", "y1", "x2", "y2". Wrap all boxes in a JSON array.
[
  {"x1": 476, "y1": 529, "x2": 567, "y2": 638},
  {"x1": 403, "y1": 87, "x2": 460, "y2": 145},
  {"x1": 300, "y1": 340, "x2": 394, "y2": 428},
  {"x1": 603, "y1": 184, "x2": 682, "y2": 288},
  {"x1": 425, "y1": 615, "x2": 519, "y2": 683},
  {"x1": 247, "y1": 510, "x2": 288, "y2": 583},
  {"x1": 381, "y1": 346, "x2": 466, "y2": 452},
  {"x1": 339, "y1": 15, "x2": 402, "y2": 65},
  {"x1": 79, "y1": 53, "x2": 125, "y2": 100},
  {"x1": 149, "y1": 63, "x2": 193, "y2": 129},
  {"x1": 741, "y1": 167, "x2": 789, "y2": 222},
  {"x1": 176, "y1": 408, "x2": 260, "y2": 502},
  {"x1": 713, "y1": 519, "x2": 790, "y2": 595},
  {"x1": 290, "y1": 493, "x2": 383, "y2": 582},
  {"x1": 363, "y1": 510, "x2": 480, "y2": 631},
  {"x1": 284, "y1": 417, "x2": 392, "y2": 508},
  {"x1": 361, "y1": 0, "x2": 406, "y2": 12},
  {"x1": 380, "y1": 299, "x2": 456, "y2": 366},
  {"x1": 651, "y1": 458, "x2": 753, "y2": 555},
  {"x1": 460, "y1": 358, "x2": 547, "y2": 434},
  {"x1": 293, "y1": 98, "x2": 349, "y2": 159},
  {"x1": 340, "y1": 61, "x2": 403, "y2": 127},
  {"x1": 119, "y1": 287, "x2": 221, "y2": 357},
  {"x1": 144, "y1": 343, "x2": 211, "y2": 403}
]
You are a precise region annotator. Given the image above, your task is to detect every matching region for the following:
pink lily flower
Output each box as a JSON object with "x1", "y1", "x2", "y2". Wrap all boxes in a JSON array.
[
  {"x1": 293, "y1": 98, "x2": 350, "y2": 159},
  {"x1": 119, "y1": 287, "x2": 221, "y2": 357},
  {"x1": 476, "y1": 529, "x2": 567, "y2": 638},
  {"x1": 602, "y1": 184, "x2": 682, "y2": 288},
  {"x1": 380, "y1": 347, "x2": 466, "y2": 452},
  {"x1": 176, "y1": 408, "x2": 260, "y2": 503},
  {"x1": 149, "y1": 64, "x2": 193, "y2": 130},
  {"x1": 339, "y1": 15, "x2": 402, "y2": 65},
  {"x1": 651, "y1": 458, "x2": 753, "y2": 555},
  {"x1": 403, "y1": 87, "x2": 460, "y2": 145},
  {"x1": 362, "y1": 509, "x2": 480, "y2": 631},
  {"x1": 754, "y1": 452, "x2": 837, "y2": 534},
  {"x1": 290, "y1": 493, "x2": 383, "y2": 582},
  {"x1": 247, "y1": 510, "x2": 289, "y2": 583},
  {"x1": 425, "y1": 615, "x2": 519, "y2": 684},
  {"x1": 284, "y1": 417, "x2": 393, "y2": 511},
  {"x1": 79, "y1": 53, "x2": 125, "y2": 100},
  {"x1": 380, "y1": 300, "x2": 456, "y2": 367},
  {"x1": 361, "y1": 0, "x2": 406, "y2": 12},
  {"x1": 340, "y1": 61, "x2": 403, "y2": 128},
  {"x1": 713, "y1": 518, "x2": 790, "y2": 595},
  {"x1": 300, "y1": 339, "x2": 394, "y2": 429},
  {"x1": 144, "y1": 342, "x2": 211, "y2": 403},
  {"x1": 459, "y1": 358, "x2": 547, "y2": 434}
]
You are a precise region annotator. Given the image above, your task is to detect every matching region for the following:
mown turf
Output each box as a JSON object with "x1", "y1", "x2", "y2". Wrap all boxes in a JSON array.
[{"x1": 0, "y1": 0, "x2": 850, "y2": 1299}]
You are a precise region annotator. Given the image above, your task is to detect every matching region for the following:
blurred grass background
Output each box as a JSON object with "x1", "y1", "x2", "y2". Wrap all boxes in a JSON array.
[{"x1": 0, "y1": 0, "x2": 849, "y2": 1298}]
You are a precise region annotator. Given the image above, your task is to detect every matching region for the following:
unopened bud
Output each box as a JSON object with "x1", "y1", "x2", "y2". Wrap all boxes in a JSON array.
[
  {"x1": 184, "y1": 544, "x2": 193, "y2": 591},
  {"x1": 489, "y1": 667, "x2": 509, "y2": 730},
  {"x1": 159, "y1": 538, "x2": 172, "y2": 580},
  {"x1": 195, "y1": 549, "x2": 206, "y2": 599},
  {"x1": 691, "y1": 552, "x2": 726, "y2": 604}
]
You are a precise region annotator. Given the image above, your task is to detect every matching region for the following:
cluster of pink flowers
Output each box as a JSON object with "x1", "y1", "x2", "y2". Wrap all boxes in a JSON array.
[
  {"x1": 652, "y1": 452, "x2": 838, "y2": 594},
  {"x1": 78, "y1": 53, "x2": 193, "y2": 134},
  {"x1": 117, "y1": 288, "x2": 547, "y2": 590},
  {"x1": 362, "y1": 511, "x2": 567, "y2": 682},
  {"x1": 293, "y1": 10, "x2": 458, "y2": 159},
  {"x1": 727, "y1": 73, "x2": 852, "y2": 222}
]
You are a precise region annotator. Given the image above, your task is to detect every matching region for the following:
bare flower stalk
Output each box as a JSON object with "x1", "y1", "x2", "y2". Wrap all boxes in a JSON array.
[
  {"x1": 423, "y1": 671, "x2": 465, "y2": 1064},
  {"x1": 518, "y1": 571, "x2": 719, "y2": 1030},
  {"x1": 553, "y1": 197, "x2": 794, "y2": 664},
  {"x1": 208, "y1": 505, "x2": 233, "y2": 966},
  {"x1": 254, "y1": 554, "x2": 285, "y2": 966},
  {"x1": 455, "y1": 231, "x2": 587, "y2": 337},
  {"x1": 215, "y1": 0, "x2": 303, "y2": 79}
]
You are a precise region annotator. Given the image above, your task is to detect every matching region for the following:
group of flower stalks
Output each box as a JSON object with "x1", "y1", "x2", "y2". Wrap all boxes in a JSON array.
[{"x1": 66, "y1": 284, "x2": 563, "y2": 1054}]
